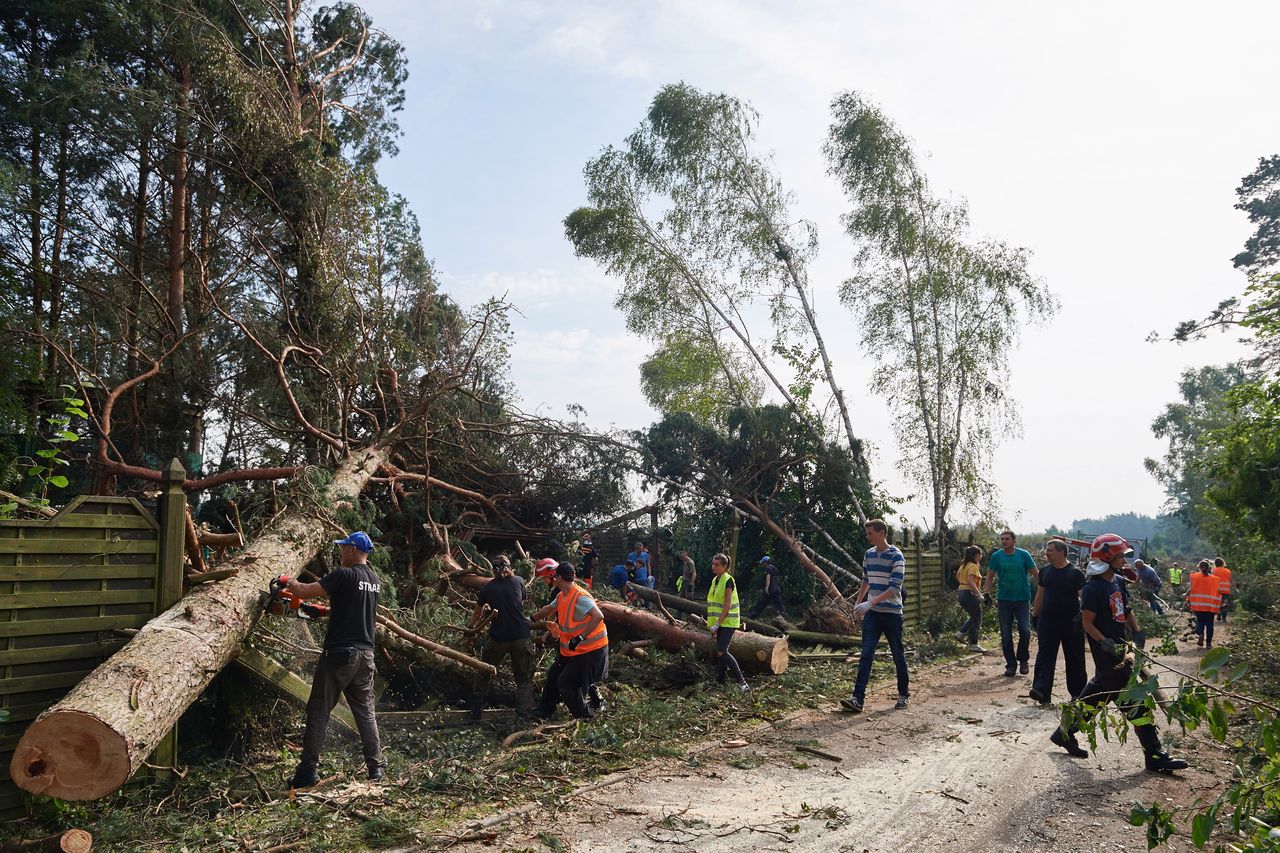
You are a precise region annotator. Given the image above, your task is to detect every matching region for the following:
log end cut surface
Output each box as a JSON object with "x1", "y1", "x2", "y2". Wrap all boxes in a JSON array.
[{"x1": 10, "y1": 711, "x2": 131, "y2": 800}]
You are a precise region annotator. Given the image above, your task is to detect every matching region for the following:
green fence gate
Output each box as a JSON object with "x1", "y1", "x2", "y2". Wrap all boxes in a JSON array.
[{"x1": 0, "y1": 472, "x2": 185, "y2": 818}]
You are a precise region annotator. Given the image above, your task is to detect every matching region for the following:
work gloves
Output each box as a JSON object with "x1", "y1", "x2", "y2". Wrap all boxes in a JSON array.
[
  {"x1": 983, "y1": 593, "x2": 993, "y2": 607},
  {"x1": 567, "y1": 634, "x2": 582, "y2": 651},
  {"x1": 1100, "y1": 637, "x2": 1122, "y2": 659},
  {"x1": 853, "y1": 601, "x2": 872, "y2": 617}
]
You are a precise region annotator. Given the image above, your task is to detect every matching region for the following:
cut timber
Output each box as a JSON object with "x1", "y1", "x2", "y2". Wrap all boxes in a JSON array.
[
  {"x1": 8, "y1": 447, "x2": 390, "y2": 801},
  {"x1": 7, "y1": 828, "x2": 93, "y2": 852},
  {"x1": 234, "y1": 646, "x2": 357, "y2": 732},
  {"x1": 780, "y1": 628, "x2": 861, "y2": 648},
  {"x1": 624, "y1": 584, "x2": 782, "y2": 636},
  {"x1": 450, "y1": 574, "x2": 787, "y2": 675}
]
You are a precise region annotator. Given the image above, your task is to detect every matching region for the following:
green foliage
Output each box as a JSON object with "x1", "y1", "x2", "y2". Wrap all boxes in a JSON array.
[{"x1": 1078, "y1": 636, "x2": 1280, "y2": 850}]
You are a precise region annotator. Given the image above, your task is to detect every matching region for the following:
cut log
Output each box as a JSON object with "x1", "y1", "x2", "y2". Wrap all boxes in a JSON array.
[
  {"x1": 9, "y1": 446, "x2": 390, "y2": 801},
  {"x1": 6, "y1": 829, "x2": 93, "y2": 852},
  {"x1": 780, "y1": 628, "x2": 861, "y2": 648},
  {"x1": 624, "y1": 584, "x2": 782, "y2": 636}
]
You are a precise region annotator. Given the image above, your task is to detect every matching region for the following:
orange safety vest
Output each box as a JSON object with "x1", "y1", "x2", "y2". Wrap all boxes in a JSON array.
[
  {"x1": 1188, "y1": 571, "x2": 1222, "y2": 613},
  {"x1": 1212, "y1": 565, "x2": 1232, "y2": 597},
  {"x1": 556, "y1": 584, "x2": 608, "y2": 656}
]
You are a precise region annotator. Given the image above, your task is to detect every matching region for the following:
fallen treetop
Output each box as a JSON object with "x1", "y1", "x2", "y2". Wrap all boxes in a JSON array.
[{"x1": 9, "y1": 447, "x2": 390, "y2": 802}]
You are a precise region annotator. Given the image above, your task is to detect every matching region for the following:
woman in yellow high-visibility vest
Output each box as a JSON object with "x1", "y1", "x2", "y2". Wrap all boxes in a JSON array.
[
  {"x1": 707, "y1": 553, "x2": 748, "y2": 691},
  {"x1": 1186, "y1": 560, "x2": 1222, "y2": 648}
]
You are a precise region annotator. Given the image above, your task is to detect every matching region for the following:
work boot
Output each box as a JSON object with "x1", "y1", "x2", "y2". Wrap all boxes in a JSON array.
[
  {"x1": 587, "y1": 683, "x2": 606, "y2": 714},
  {"x1": 1028, "y1": 686, "x2": 1048, "y2": 704},
  {"x1": 1197, "y1": 636, "x2": 1204, "y2": 647},
  {"x1": 367, "y1": 765, "x2": 385, "y2": 782},
  {"x1": 1137, "y1": 725, "x2": 1188, "y2": 772},
  {"x1": 1019, "y1": 660, "x2": 1029, "y2": 675},
  {"x1": 1004, "y1": 666, "x2": 1017, "y2": 677},
  {"x1": 289, "y1": 763, "x2": 319, "y2": 790},
  {"x1": 1050, "y1": 728, "x2": 1089, "y2": 758}
]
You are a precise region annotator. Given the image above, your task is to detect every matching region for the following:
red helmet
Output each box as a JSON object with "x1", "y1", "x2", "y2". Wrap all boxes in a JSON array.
[
  {"x1": 1090, "y1": 533, "x2": 1131, "y2": 564},
  {"x1": 534, "y1": 558, "x2": 558, "y2": 580}
]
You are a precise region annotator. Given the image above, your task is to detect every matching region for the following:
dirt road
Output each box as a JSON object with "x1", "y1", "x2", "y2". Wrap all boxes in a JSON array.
[{"x1": 440, "y1": 630, "x2": 1230, "y2": 852}]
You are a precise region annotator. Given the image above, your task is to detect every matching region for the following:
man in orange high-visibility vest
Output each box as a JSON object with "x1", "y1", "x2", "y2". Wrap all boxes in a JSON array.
[
  {"x1": 532, "y1": 562, "x2": 609, "y2": 720},
  {"x1": 1186, "y1": 560, "x2": 1222, "y2": 648},
  {"x1": 1211, "y1": 558, "x2": 1233, "y2": 623}
]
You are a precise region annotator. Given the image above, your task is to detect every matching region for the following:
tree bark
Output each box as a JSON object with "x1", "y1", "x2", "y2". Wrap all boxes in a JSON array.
[
  {"x1": 9, "y1": 446, "x2": 389, "y2": 801},
  {"x1": 776, "y1": 628, "x2": 861, "y2": 648},
  {"x1": 624, "y1": 583, "x2": 782, "y2": 637},
  {"x1": 448, "y1": 574, "x2": 788, "y2": 675}
]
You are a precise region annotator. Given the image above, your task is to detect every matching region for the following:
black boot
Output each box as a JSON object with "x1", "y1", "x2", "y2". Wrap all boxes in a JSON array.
[
  {"x1": 1137, "y1": 725, "x2": 1188, "y2": 772},
  {"x1": 289, "y1": 763, "x2": 319, "y2": 790},
  {"x1": 587, "y1": 683, "x2": 606, "y2": 714},
  {"x1": 1050, "y1": 727, "x2": 1089, "y2": 758}
]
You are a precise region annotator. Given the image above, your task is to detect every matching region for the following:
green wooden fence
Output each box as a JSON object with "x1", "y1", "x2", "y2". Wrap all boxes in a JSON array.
[
  {"x1": 0, "y1": 463, "x2": 185, "y2": 818},
  {"x1": 895, "y1": 526, "x2": 947, "y2": 630}
]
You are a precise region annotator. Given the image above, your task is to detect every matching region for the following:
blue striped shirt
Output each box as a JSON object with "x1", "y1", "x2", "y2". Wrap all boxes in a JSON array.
[{"x1": 864, "y1": 545, "x2": 906, "y2": 614}]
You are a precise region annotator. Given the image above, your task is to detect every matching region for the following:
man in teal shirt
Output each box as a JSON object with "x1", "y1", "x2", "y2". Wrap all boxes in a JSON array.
[{"x1": 984, "y1": 530, "x2": 1038, "y2": 677}]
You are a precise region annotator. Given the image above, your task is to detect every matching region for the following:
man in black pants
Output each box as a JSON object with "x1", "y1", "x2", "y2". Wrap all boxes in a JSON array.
[
  {"x1": 470, "y1": 554, "x2": 533, "y2": 718},
  {"x1": 532, "y1": 563, "x2": 609, "y2": 720},
  {"x1": 1049, "y1": 534, "x2": 1187, "y2": 773},
  {"x1": 747, "y1": 555, "x2": 787, "y2": 620},
  {"x1": 1029, "y1": 539, "x2": 1086, "y2": 703},
  {"x1": 286, "y1": 531, "x2": 384, "y2": 789}
]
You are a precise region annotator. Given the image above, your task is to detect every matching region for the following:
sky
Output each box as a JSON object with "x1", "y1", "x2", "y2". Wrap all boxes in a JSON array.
[{"x1": 357, "y1": 0, "x2": 1278, "y2": 531}]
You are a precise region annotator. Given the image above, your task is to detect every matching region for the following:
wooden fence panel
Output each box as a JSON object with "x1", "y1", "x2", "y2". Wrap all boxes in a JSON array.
[{"x1": 0, "y1": 494, "x2": 172, "y2": 818}]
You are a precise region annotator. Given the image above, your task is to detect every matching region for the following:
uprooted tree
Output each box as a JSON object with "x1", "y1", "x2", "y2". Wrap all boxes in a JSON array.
[{"x1": 1, "y1": 0, "x2": 628, "y2": 801}]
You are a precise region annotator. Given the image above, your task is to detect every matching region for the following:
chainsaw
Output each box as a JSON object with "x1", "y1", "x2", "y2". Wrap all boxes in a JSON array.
[{"x1": 264, "y1": 575, "x2": 330, "y2": 620}]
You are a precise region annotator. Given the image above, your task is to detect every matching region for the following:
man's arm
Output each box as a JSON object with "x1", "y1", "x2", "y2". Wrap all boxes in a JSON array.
[
  {"x1": 984, "y1": 569, "x2": 996, "y2": 595},
  {"x1": 1032, "y1": 584, "x2": 1044, "y2": 618},
  {"x1": 853, "y1": 581, "x2": 869, "y2": 606},
  {"x1": 286, "y1": 579, "x2": 326, "y2": 600}
]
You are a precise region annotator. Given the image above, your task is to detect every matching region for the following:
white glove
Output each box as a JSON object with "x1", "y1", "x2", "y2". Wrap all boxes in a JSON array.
[{"x1": 854, "y1": 601, "x2": 872, "y2": 616}]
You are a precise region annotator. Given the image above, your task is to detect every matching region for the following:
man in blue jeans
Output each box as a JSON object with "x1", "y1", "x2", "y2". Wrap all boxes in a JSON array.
[
  {"x1": 840, "y1": 519, "x2": 909, "y2": 713},
  {"x1": 984, "y1": 529, "x2": 1038, "y2": 678}
]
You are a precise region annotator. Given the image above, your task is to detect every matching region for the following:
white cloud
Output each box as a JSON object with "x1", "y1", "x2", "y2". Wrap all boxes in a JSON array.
[{"x1": 440, "y1": 268, "x2": 617, "y2": 306}]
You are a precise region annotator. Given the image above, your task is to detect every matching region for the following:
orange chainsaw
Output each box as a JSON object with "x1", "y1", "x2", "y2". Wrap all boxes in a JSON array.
[{"x1": 264, "y1": 574, "x2": 330, "y2": 620}]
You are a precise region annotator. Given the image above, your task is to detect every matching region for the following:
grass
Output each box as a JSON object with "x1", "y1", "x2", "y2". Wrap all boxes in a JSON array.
[{"x1": 0, "y1": 626, "x2": 973, "y2": 852}]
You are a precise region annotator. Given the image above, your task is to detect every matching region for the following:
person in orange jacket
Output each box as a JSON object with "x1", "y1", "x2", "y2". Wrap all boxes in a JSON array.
[
  {"x1": 1187, "y1": 560, "x2": 1222, "y2": 647},
  {"x1": 1211, "y1": 558, "x2": 1234, "y2": 623}
]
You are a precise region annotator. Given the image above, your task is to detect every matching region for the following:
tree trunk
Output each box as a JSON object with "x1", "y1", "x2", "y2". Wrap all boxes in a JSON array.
[
  {"x1": 9, "y1": 446, "x2": 389, "y2": 801},
  {"x1": 776, "y1": 628, "x2": 861, "y2": 648},
  {"x1": 597, "y1": 601, "x2": 788, "y2": 675},
  {"x1": 624, "y1": 583, "x2": 782, "y2": 636},
  {"x1": 447, "y1": 574, "x2": 788, "y2": 675}
]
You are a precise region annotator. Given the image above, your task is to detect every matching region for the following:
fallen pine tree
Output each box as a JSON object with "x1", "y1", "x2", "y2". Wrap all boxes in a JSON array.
[
  {"x1": 9, "y1": 447, "x2": 390, "y2": 802},
  {"x1": 449, "y1": 573, "x2": 789, "y2": 675},
  {"x1": 623, "y1": 583, "x2": 783, "y2": 636}
]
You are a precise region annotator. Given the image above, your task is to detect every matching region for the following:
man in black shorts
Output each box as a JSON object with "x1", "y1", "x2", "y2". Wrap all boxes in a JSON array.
[{"x1": 286, "y1": 531, "x2": 384, "y2": 789}]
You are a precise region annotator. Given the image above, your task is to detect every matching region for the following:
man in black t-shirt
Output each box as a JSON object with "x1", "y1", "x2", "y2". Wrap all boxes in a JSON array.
[
  {"x1": 286, "y1": 531, "x2": 384, "y2": 790},
  {"x1": 470, "y1": 554, "x2": 534, "y2": 718},
  {"x1": 747, "y1": 556, "x2": 787, "y2": 619},
  {"x1": 1029, "y1": 539, "x2": 1086, "y2": 703},
  {"x1": 579, "y1": 533, "x2": 598, "y2": 589},
  {"x1": 1048, "y1": 534, "x2": 1187, "y2": 773}
]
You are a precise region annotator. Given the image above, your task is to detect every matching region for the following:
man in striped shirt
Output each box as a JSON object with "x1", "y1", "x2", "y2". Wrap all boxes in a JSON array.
[{"x1": 840, "y1": 519, "x2": 910, "y2": 713}]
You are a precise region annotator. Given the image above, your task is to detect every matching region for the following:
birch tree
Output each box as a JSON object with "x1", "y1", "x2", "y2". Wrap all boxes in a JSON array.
[{"x1": 825, "y1": 91, "x2": 1055, "y2": 541}]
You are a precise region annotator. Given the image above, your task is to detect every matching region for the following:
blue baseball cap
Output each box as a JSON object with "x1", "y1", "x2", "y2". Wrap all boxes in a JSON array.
[
  {"x1": 334, "y1": 531, "x2": 374, "y2": 553},
  {"x1": 759, "y1": 556, "x2": 771, "y2": 564}
]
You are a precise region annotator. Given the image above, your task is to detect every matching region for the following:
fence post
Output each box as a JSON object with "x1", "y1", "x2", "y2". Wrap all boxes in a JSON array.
[{"x1": 151, "y1": 458, "x2": 187, "y2": 779}]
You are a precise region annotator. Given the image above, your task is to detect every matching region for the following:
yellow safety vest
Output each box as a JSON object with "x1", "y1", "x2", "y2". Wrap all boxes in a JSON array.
[
  {"x1": 1188, "y1": 572, "x2": 1222, "y2": 613},
  {"x1": 556, "y1": 584, "x2": 608, "y2": 656},
  {"x1": 707, "y1": 572, "x2": 741, "y2": 629},
  {"x1": 1169, "y1": 566, "x2": 1182, "y2": 585}
]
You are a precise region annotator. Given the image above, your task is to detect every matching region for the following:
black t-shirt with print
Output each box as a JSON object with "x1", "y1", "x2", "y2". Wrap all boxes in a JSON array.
[
  {"x1": 320, "y1": 564, "x2": 380, "y2": 651},
  {"x1": 1080, "y1": 575, "x2": 1128, "y2": 664},
  {"x1": 1038, "y1": 563, "x2": 1085, "y2": 621},
  {"x1": 761, "y1": 562, "x2": 781, "y2": 593}
]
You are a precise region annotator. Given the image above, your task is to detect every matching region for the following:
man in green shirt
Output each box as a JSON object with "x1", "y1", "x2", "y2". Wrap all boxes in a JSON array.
[{"x1": 984, "y1": 530, "x2": 1038, "y2": 678}]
